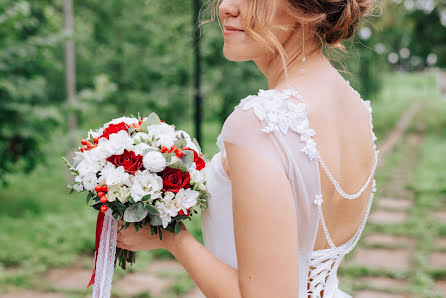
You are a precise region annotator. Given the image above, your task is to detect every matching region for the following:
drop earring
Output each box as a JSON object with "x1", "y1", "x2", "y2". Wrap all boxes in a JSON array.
[{"x1": 301, "y1": 21, "x2": 305, "y2": 74}]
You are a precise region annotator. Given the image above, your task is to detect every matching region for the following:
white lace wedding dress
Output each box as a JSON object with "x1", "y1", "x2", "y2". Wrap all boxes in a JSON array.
[{"x1": 201, "y1": 86, "x2": 379, "y2": 298}]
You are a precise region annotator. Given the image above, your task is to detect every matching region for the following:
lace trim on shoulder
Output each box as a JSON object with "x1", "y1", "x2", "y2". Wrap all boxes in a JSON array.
[{"x1": 237, "y1": 88, "x2": 318, "y2": 160}]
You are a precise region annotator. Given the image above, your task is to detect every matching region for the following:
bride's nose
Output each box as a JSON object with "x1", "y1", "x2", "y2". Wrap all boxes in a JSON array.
[{"x1": 219, "y1": 0, "x2": 240, "y2": 18}]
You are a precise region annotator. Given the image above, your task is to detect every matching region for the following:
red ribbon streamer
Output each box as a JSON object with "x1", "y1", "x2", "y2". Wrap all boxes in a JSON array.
[{"x1": 87, "y1": 211, "x2": 106, "y2": 287}]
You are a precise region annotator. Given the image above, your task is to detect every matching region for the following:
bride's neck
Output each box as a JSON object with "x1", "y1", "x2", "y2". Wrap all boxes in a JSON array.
[{"x1": 253, "y1": 39, "x2": 328, "y2": 90}]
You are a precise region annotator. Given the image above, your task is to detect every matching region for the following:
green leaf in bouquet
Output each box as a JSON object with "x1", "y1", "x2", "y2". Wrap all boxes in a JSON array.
[
  {"x1": 149, "y1": 214, "x2": 163, "y2": 226},
  {"x1": 192, "y1": 138, "x2": 201, "y2": 153},
  {"x1": 86, "y1": 192, "x2": 94, "y2": 204},
  {"x1": 142, "y1": 194, "x2": 151, "y2": 201},
  {"x1": 158, "y1": 227, "x2": 163, "y2": 240},
  {"x1": 144, "y1": 203, "x2": 159, "y2": 215},
  {"x1": 140, "y1": 112, "x2": 161, "y2": 131},
  {"x1": 114, "y1": 202, "x2": 127, "y2": 216},
  {"x1": 129, "y1": 197, "x2": 136, "y2": 204},
  {"x1": 174, "y1": 222, "x2": 181, "y2": 234},
  {"x1": 150, "y1": 225, "x2": 156, "y2": 235},
  {"x1": 181, "y1": 150, "x2": 194, "y2": 169},
  {"x1": 62, "y1": 157, "x2": 79, "y2": 176},
  {"x1": 168, "y1": 160, "x2": 188, "y2": 173},
  {"x1": 162, "y1": 152, "x2": 172, "y2": 163},
  {"x1": 174, "y1": 139, "x2": 187, "y2": 150},
  {"x1": 69, "y1": 187, "x2": 76, "y2": 195},
  {"x1": 123, "y1": 202, "x2": 149, "y2": 222}
]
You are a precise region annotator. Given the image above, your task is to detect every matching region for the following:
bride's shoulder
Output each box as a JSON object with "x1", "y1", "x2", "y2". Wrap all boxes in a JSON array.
[{"x1": 221, "y1": 88, "x2": 318, "y2": 160}]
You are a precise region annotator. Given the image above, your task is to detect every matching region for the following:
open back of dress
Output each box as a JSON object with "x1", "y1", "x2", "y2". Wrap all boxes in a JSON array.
[{"x1": 201, "y1": 86, "x2": 378, "y2": 298}]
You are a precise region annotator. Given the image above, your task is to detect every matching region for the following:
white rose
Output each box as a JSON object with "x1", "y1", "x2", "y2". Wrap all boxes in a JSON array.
[
  {"x1": 175, "y1": 188, "x2": 199, "y2": 213},
  {"x1": 100, "y1": 163, "x2": 131, "y2": 186},
  {"x1": 189, "y1": 162, "x2": 206, "y2": 185},
  {"x1": 147, "y1": 123, "x2": 176, "y2": 148},
  {"x1": 154, "y1": 193, "x2": 179, "y2": 228},
  {"x1": 143, "y1": 151, "x2": 167, "y2": 173},
  {"x1": 107, "y1": 184, "x2": 131, "y2": 203},
  {"x1": 103, "y1": 116, "x2": 139, "y2": 127},
  {"x1": 130, "y1": 170, "x2": 163, "y2": 202},
  {"x1": 98, "y1": 130, "x2": 134, "y2": 156},
  {"x1": 76, "y1": 155, "x2": 101, "y2": 178}
]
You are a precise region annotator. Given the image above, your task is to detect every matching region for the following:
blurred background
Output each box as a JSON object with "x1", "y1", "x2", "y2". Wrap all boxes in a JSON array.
[{"x1": 0, "y1": 0, "x2": 445, "y2": 297}]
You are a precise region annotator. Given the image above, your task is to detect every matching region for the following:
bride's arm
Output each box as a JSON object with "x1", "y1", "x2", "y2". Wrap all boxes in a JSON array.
[{"x1": 169, "y1": 142, "x2": 299, "y2": 298}]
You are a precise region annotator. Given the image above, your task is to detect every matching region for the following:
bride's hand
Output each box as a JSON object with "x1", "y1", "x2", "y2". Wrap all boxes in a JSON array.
[{"x1": 116, "y1": 221, "x2": 187, "y2": 252}]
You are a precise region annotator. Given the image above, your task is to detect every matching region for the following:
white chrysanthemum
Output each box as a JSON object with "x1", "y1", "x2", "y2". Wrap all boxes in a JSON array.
[
  {"x1": 143, "y1": 151, "x2": 166, "y2": 173},
  {"x1": 82, "y1": 173, "x2": 99, "y2": 191},
  {"x1": 100, "y1": 163, "x2": 131, "y2": 186},
  {"x1": 175, "y1": 188, "x2": 199, "y2": 213},
  {"x1": 132, "y1": 132, "x2": 151, "y2": 144},
  {"x1": 133, "y1": 143, "x2": 154, "y2": 156},
  {"x1": 130, "y1": 170, "x2": 163, "y2": 202},
  {"x1": 98, "y1": 130, "x2": 134, "y2": 157},
  {"x1": 107, "y1": 184, "x2": 131, "y2": 203},
  {"x1": 147, "y1": 123, "x2": 176, "y2": 148},
  {"x1": 189, "y1": 162, "x2": 206, "y2": 185}
]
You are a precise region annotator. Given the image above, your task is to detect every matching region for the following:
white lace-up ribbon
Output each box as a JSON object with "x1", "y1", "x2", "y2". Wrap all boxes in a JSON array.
[{"x1": 92, "y1": 209, "x2": 118, "y2": 298}]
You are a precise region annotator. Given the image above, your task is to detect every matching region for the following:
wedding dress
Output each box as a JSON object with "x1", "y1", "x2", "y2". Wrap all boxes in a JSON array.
[{"x1": 201, "y1": 85, "x2": 379, "y2": 298}]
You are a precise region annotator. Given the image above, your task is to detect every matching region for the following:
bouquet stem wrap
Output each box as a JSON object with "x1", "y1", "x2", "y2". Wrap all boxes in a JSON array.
[{"x1": 89, "y1": 209, "x2": 118, "y2": 298}]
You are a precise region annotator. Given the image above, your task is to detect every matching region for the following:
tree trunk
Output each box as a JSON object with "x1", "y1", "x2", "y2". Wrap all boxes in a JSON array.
[
  {"x1": 193, "y1": 0, "x2": 202, "y2": 146},
  {"x1": 64, "y1": 0, "x2": 77, "y2": 184},
  {"x1": 65, "y1": 0, "x2": 77, "y2": 132}
]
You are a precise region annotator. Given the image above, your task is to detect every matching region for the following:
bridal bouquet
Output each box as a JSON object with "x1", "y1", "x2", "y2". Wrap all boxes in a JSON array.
[{"x1": 62, "y1": 113, "x2": 208, "y2": 297}]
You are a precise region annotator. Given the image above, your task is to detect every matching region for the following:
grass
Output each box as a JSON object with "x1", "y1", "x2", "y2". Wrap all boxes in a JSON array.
[{"x1": 0, "y1": 70, "x2": 444, "y2": 296}]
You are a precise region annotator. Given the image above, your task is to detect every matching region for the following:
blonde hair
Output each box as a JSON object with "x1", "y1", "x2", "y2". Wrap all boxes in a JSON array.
[{"x1": 199, "y1": 0, "x2": 375, "y2": 78}]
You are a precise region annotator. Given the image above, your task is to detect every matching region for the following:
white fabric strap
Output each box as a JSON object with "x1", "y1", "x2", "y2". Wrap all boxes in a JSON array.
[{"x1": 92, "y1": 209, "x2": 118, "y2": 298}]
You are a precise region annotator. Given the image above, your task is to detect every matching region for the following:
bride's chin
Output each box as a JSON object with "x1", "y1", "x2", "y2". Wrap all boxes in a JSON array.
[{"x1": 223, "y1": 46, "x2": 251, "y2": 62}]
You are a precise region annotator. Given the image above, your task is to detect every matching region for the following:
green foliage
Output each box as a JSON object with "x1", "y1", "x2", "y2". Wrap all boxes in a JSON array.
[{"x1": 0, "y1": 1, "x2": 64, "y2": 184}]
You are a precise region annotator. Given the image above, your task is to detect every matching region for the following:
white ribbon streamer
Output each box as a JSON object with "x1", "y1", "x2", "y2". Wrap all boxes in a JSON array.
[{"x1": 92, "y1": 209, "x2": 118, "y2": 298}]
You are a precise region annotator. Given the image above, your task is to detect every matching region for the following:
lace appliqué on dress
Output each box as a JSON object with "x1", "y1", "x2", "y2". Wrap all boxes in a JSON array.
[{"x1": 237, "y1": 88, "x2": 318, "y2": 160}]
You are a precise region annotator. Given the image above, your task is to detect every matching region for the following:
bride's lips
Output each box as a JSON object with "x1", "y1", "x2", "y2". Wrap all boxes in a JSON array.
[{"x1": 223, "y1": 25, "x2": 244, "y2": 36}]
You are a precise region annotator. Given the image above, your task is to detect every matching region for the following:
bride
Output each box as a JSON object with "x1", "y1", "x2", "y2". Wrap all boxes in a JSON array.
[{"x1": 117, "y1": 0, "x2": 378, "y2": 297}]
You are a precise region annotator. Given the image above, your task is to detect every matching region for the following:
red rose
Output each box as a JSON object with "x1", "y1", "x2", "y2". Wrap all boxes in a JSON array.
[
  {"x1": 106, "y1": 149, "x2": 144, "y2": 175},
  {"x1": 159, "y1": 167, "x2": 190, "y2": 193},
  {"x1": 100, "y1": 122, "x2": 129, "y2": 140},
  {"x1": 182, "y1": 147, "x2": 205, "y2": 171}
]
